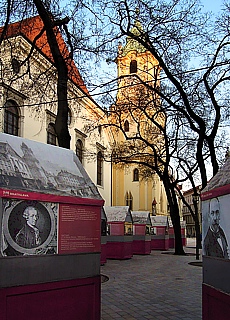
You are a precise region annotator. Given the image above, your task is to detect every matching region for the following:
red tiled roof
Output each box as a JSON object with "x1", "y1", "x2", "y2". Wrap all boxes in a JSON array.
[{"x1": 1, "y1": 15, "x2": 89, "y2": 96}]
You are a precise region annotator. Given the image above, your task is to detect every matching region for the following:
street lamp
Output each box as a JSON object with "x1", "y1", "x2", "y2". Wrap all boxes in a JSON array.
[{"x1": 192, "y1": 193, "x2": 200, "y2": 203}]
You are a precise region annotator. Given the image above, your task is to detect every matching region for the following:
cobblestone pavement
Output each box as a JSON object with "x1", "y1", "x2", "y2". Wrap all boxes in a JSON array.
[{"x1": 101, "y1": 240, "x2": 202, "y2": 320}]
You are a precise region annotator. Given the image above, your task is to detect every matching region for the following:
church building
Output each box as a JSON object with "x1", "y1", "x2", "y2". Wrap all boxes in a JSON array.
[
  {"x1": 110, "y1": 18, "x2": 168, "y2": 215},
  {"x1": 0, "y1": 15, "x2": 168, "y2": 215}
]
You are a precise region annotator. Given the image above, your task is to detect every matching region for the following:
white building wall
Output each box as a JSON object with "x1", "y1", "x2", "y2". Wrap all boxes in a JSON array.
[{"x1": 0, "y1": 34, "x2": 112, "y2": 205}]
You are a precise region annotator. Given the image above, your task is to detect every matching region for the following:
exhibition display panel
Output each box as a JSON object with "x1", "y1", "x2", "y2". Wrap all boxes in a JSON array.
[
  {"x1": 150, "y1": 215, "x2": 169, "y2": 251},
  {"x1": 104, "y1": 206, "x2": 133, "y2": 259},
  {"x1": 101, "y1": 207, "x2": 107, "y2": 265},
  {"x1": 180, "y1": 220, "x2": 187, "y2": 247},
  {"x1": 201, "y1": 158, "x2": 230, "y2": 320},
  {"x1": 168, "y1": 218, "x2": 175, "y2": 249},
  {"x1": 0, "y1": 133, "x2": 103, "y2": 320},
  {"x1": 131, "y1": 211, "x2": 152, "y2": 255}
]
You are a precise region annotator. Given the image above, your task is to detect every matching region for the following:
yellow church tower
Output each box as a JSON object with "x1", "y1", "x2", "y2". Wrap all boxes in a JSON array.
[{"x1": 110, "y1": 17, "x2": 167, "y2": 216}]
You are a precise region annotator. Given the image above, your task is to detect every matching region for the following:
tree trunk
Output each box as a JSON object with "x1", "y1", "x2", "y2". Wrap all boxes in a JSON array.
[
  {"x1": 163, "y1": 178, "x2": 185, "y2": 255},
  {"x1": 33, "y1": 0, "x2": 71, "y2": 149},
  {"x1": 196, "y1": 135, "x2": 207, "y2": 189},
  {"x1": 55, "y1": 77, "x2": 71, "y2": 149},
  {"x1": 207, "y1": 137, "x2": 219, "y2": 177}
]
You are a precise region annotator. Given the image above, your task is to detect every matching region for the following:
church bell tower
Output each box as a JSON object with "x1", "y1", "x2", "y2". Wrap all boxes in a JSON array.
[{"x1": 111, "y1": 16, "x2": 167, "y2": 216}]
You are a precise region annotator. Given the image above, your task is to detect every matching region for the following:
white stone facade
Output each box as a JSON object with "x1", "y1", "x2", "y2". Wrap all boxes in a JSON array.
[{"x1": 0, "y1": 20, "x2": 112, "y2": 205}]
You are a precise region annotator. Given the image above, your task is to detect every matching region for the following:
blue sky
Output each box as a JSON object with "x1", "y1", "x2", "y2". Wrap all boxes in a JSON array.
[{"x1": 201, "y1": 0, "x2": 224, "y2": 14}]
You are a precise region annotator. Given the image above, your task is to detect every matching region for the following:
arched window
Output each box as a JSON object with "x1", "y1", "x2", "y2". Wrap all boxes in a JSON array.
[
  {"x1": 133, "y1": 168, "x2": 139, "y2": 181},
  {"x1": 124, "y1": 120, "x2": 129, "y2": 132},
  {"x1": 130, "y1": 60, "x2": 137, "y2": 73},
  {"x1": 11, "y1": 58, "x2": 21, "y2": 74},
  {"x1": 76, "y1": 139, "x2": 83, "y2": 163},
  {"x1": 4, "y1": 100, "x2": 19, "y2": 136},
  {"x1": 97, "y1": 151, "x2": 103, "y2": 186},
  {"x1": 126, "y1": 191, "x2": 133, "y2": 210},
  {"x1": 47, "y1": 123, "x2": 57, "y2": 145}
]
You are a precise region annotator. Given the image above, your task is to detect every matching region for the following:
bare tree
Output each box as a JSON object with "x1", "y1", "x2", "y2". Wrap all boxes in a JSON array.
[
  {"x1": 0, "y1": 0, "x2": 85, "y2": 148},
  {"x1": 0, "y1": 0, "x2": 229, "y2": 254},
  {"x1": 75, "y1": 0, "x2": 230, "y2": 254},
  {"x1": 33, "y1": 0, "x2": 71, "y2": 148}
]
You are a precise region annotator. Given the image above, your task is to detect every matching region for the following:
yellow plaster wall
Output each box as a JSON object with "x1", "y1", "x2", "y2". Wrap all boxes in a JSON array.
[{"x1": 112, "y1": 40, "x2": 168, "y2": 214}]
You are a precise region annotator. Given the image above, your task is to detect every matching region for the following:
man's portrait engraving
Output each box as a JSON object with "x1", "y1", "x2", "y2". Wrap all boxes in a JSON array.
[
  {"x1": 203, "y1": 197, "x2": 229, "y2": 259},
  {"x1": 1, "y1": 200, "x2": 57, "y2": 256},
  {"x1": 15, "y1": 206, "x2": 41, "y2": 249}
]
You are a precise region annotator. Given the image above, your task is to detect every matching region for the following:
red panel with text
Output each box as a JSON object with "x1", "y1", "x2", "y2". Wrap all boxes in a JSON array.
[{"x1": 58, "y1": 204, "x2": 101, "y2": 254}]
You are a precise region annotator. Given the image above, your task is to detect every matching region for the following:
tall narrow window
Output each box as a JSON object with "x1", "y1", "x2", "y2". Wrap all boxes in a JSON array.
[
  {"x1": 126, "y1": 191, "x2": 133, "y2": 210},
  {"x1": 4, "y1": 100, "x2": 19, "y2": 136},
  {"x1": 76, "y1": 139, "x2": 83, "y2": 163},
  {"x1": 98, "y1": 125, "x2": 102, "y2": 136},
  {"x1": 124, "y1": 120, "x2": 129, "y2": 132},
  {"x1": 47, "y1": 123, "x2": 57, "y2": 145},
  {"x1": 133, "y1": 168, "x2": 139, "y2": 181},
  {"x1": 130, "y1": 60, "x2": 137, "y2": 73},
  {"x1": 97, "y1": 151, "x2": 103, "y2": 186},
  {"x1": 67, "y1": 108, "x2": 72, "y2": 126}
]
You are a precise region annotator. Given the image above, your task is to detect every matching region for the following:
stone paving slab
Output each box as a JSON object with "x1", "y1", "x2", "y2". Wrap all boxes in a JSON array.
[{"x1": 101, "y1": 240, "x2": 202, "y2": 320}]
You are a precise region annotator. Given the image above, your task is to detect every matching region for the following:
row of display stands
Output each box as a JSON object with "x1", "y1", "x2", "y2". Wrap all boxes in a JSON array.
[
  {"x1": 101, "y1": 206, "x2": 186, "y2": 265},
  {"x1": 0, "y1": 133, "x2": 189, "y2": 320}
]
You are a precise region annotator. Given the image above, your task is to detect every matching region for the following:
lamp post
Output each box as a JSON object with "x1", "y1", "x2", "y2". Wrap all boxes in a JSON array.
[
  {"x1": 192, "y1": 193, "x2": 201, "y2": 260},
  {"x1": 192, "y1": 194, "x2": 200, "y2": 203}
]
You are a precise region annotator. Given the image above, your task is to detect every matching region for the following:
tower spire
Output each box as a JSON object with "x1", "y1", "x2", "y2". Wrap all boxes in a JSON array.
[{"x1": 118, "y1": 9, "x2": 145, "y2": 57}]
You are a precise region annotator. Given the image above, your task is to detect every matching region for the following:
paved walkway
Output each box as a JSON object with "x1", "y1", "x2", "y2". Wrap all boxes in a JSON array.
[{"x1": 101, "y1": 239, "x2": 202, "y2": 320}]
